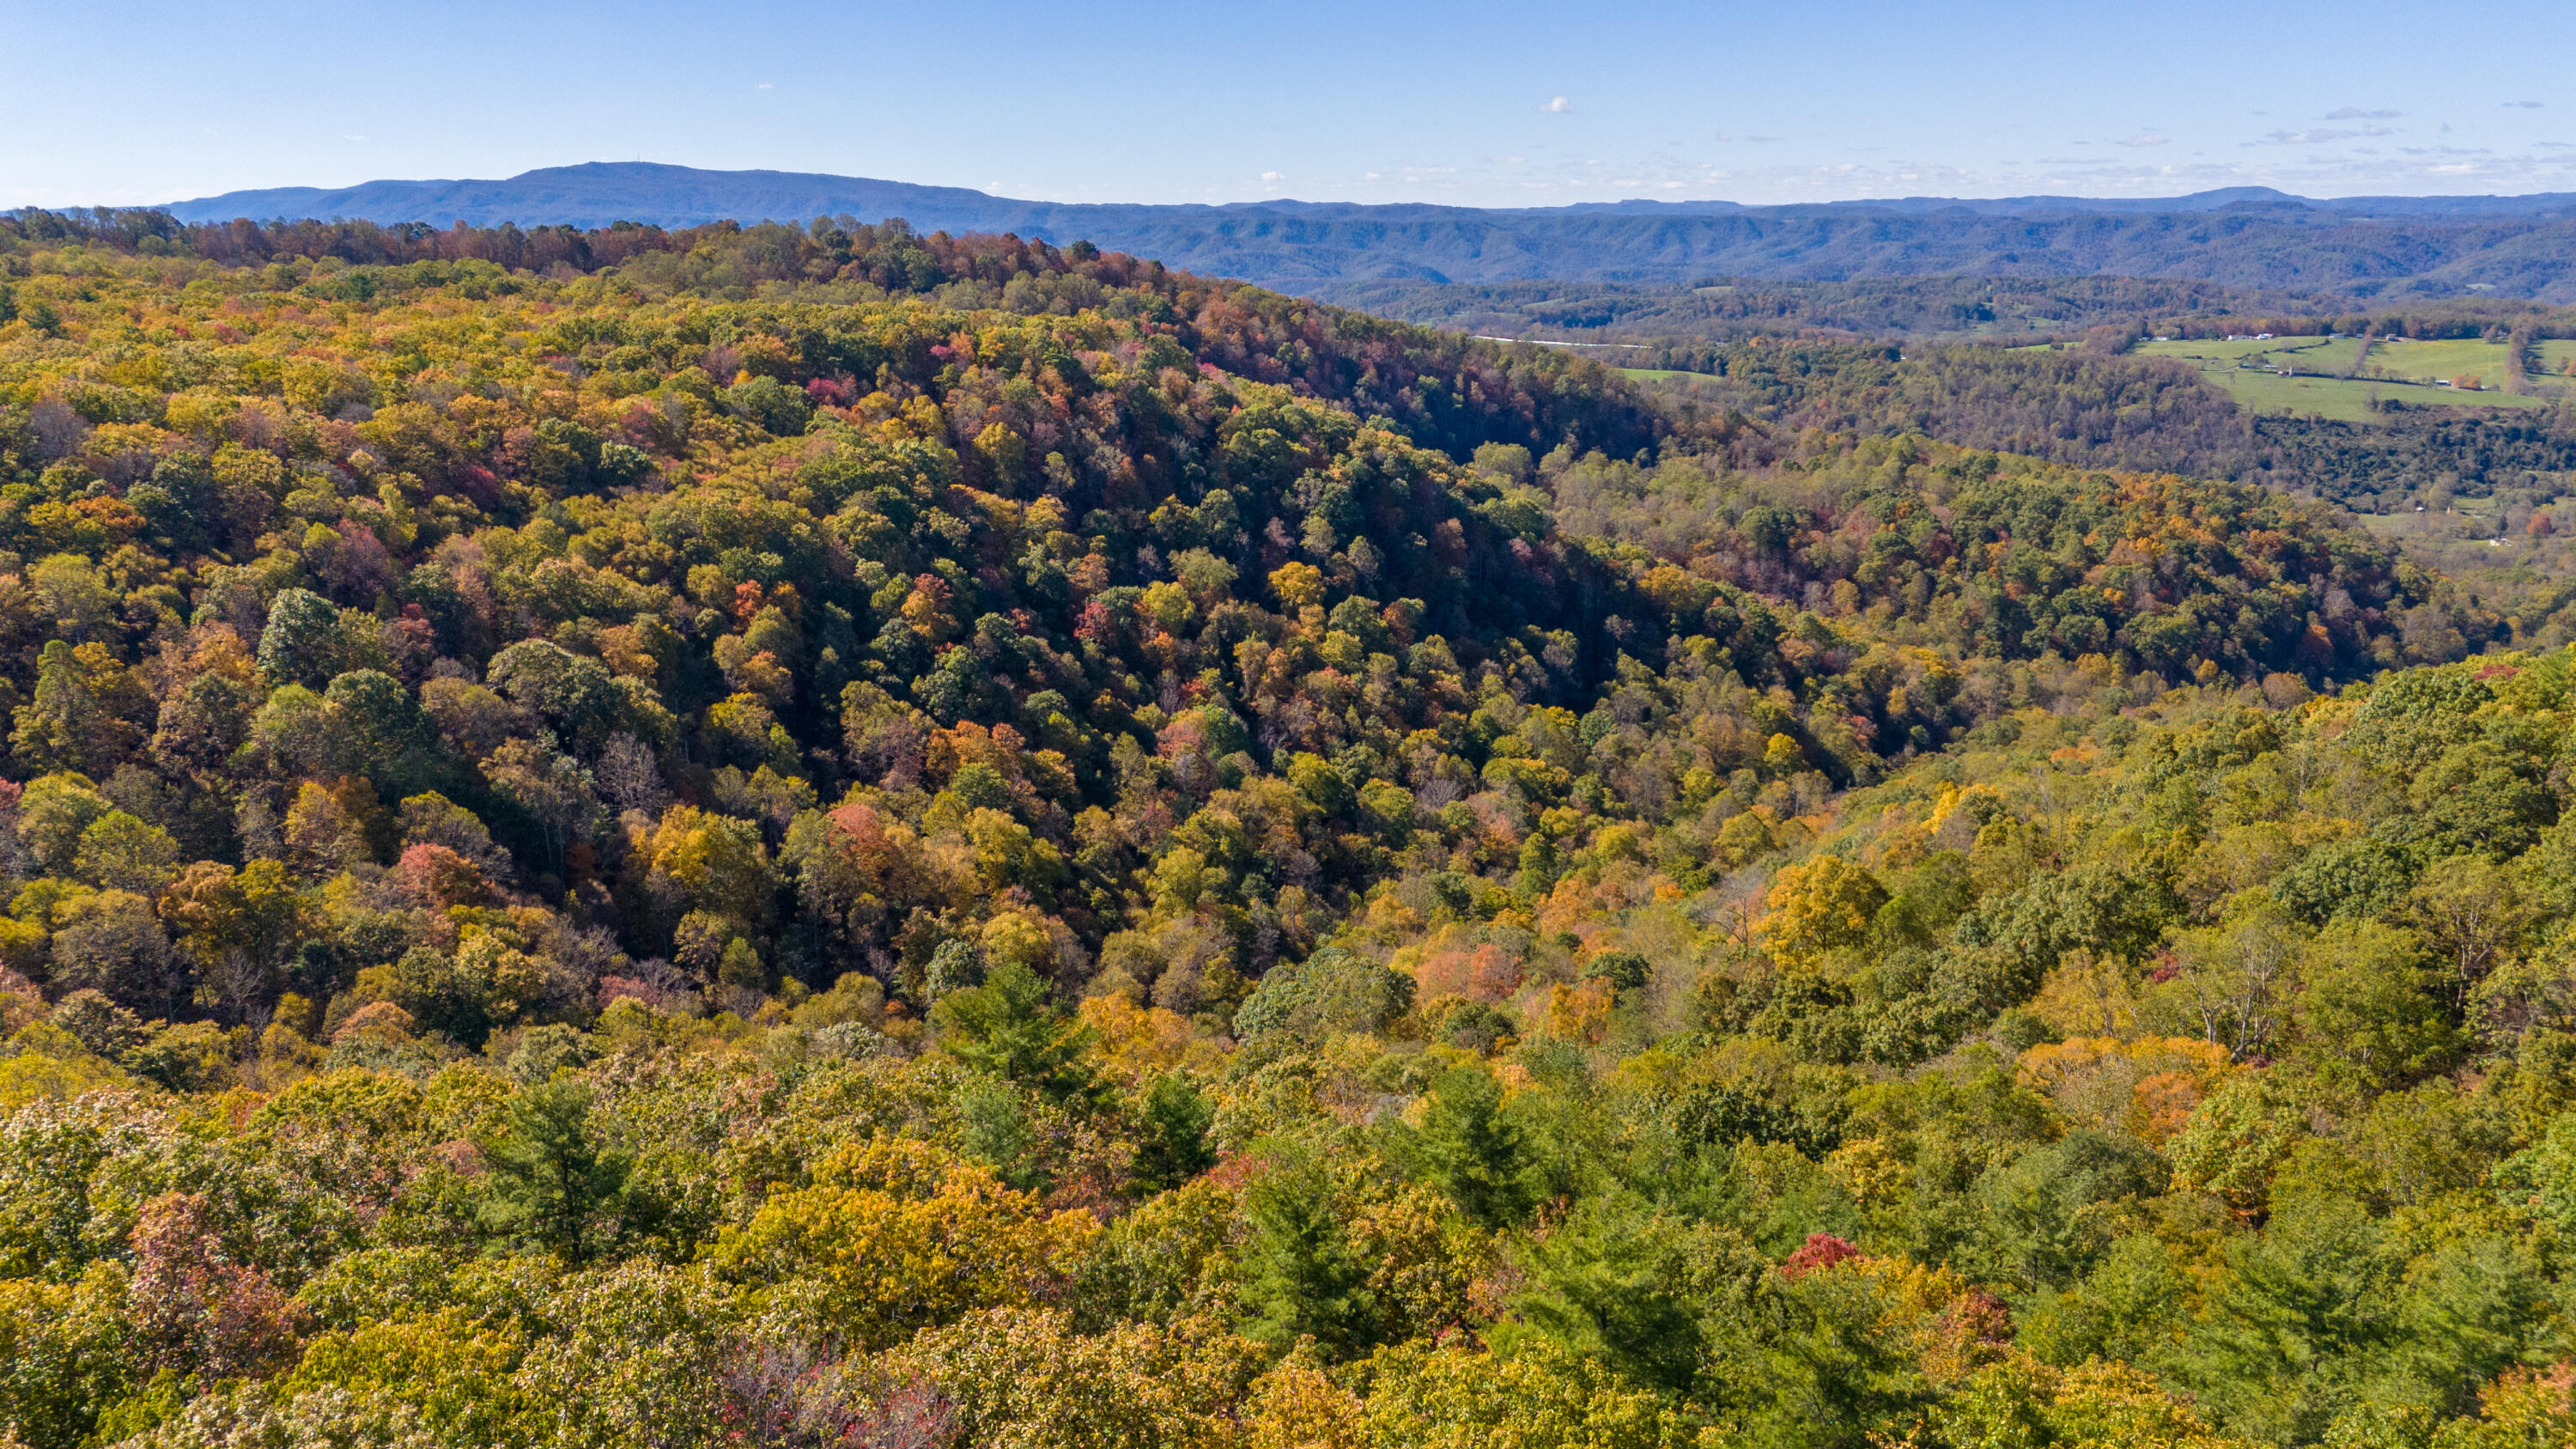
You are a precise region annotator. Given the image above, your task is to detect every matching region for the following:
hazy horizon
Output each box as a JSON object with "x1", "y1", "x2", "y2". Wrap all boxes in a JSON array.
[
  {"x1": 106, "y1": 164, "x2": 2576, "y2": 220},
  {"x1": 6, "y1": 0, "x2": 2570, "y2": 212}
]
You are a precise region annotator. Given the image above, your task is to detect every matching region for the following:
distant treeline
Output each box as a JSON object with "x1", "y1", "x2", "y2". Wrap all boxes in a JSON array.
[
  {"x1": 1631, "y1": 339, "x2": 2576, "y2": 510},
  {"x1": 0, "y1": 206, "x2": 1091, "y2": 290},
  {"x1": 17, "y1": 207, "x2": 2570, "y2": 352},
  {"x1": 1637, "y1": 343, "x2": 2263, "y2": 478},
  {"x1": 1328, "y1": 274, "x2": 2317, "y2": 344},
  {"x1": 1327, "y1": 272, "x2": 2576, "y2": 350}
]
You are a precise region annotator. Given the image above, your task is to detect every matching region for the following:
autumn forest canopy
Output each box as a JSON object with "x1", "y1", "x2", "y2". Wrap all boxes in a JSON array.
[{"x1": 3, "y1": 207, "x2": 2576, "y2": 1448}]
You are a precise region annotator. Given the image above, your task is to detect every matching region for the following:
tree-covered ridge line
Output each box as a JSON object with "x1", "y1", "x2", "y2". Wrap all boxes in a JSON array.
[
  {"x1": 1628, "y1": 336, "x2": 2576, "y2": 502},
  {"x1": 15, "y1": 203, "x2": 2571, "y2": 344},
  {"x1": 0, "y1": 223, "x2": 2518, "y2": 1449},
  {"x1": 1614, "y1": 338, "x2": 2576, "y2": 648},
  {"x1": 1327, "y1": 271, "x2": 2576, "y2": 349},
  {"x1": 0, "y1": 205, "x2": 1014, "y2": 283},
  {"x1": 44, "y1": 167, "x2": 2576, "y2": 297}
]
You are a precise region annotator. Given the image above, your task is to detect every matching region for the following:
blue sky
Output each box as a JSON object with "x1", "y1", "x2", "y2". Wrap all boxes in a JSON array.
[{"x1": 4, "y1": 0, "x2": 2570, "y2": 209}]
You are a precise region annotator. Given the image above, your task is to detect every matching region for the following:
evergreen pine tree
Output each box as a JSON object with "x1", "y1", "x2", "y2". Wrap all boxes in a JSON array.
[
  {"x1": 1131, "y1": 1071, "x2": 1218, "y2": 1190},
  {"x1": 1419, "y1": 1062, "x2": 1537, "y2": 1227},
  {"x1": 479, "y1": 1078, "x2": 630, "y2": 1263},
  {"x1": 1236, "y1": 1144, "x2": 1375, "y2": 1359}
]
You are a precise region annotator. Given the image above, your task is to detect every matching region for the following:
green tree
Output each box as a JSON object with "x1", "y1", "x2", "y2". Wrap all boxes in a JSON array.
[
  {"x1": 50, "y1": 891, "x2": 185, "y2": 1018},
  {"x1": 1131, "y1": 1072, "x2": 1218, "y2": 1191},
  {"x1": 276, "y1": 1306, "x2": 531, "y2": 1449},
  {"x1": 70, "y1": 812, "x2": 179, "y2": 894},
  {"x1": 0, "y1": 1263, "x2": 135, "y2": 1449},
  {"x1": 15, "y1": 773, "x2": 112, "y2": 876},
  {"x1": 478, "y1": 1078, "x2": 630, "y2": 1263},
  {"x1": 2175, "y1": 1193, "x2": 2391, "y2": 1442},
  {"x1": 1236, "y1": 1144, "x2": 1375, "y2": 1360},
  {"x1": 12, "y1": 641, "x2": 128, "y2": 776},
  {"x1": 2406, "y1": 855, "x2": 2530, "y2": 1020},
  {"x1": 2295, "y1": 921, "x2": 2458, "y2": 1088},
  {"x1": 933, "y1": 960, "x2": 1099, "y2": 1103},
  {"x1": 487, "y1": 638, "x2": 623, "y2": 753},
  {"x1": 2022, "y1": 1231, "x2": 2190, "y2": 1368},
  {"x1": 321, "y1": 667, "x2": 444, "y2": 798},
  {"x1": 392, "y1": 931, "x2": 544, "y2": 1046},
  {"x1": 1414, "y1": 1062, "x2": 1537, "y2": 1228},
  {"x1": 2154, "y1": 892, "x2": 2300, "y2": 1061},
  {"x1": 1969, "y1": 1129, "x2": 2166, "y2": 1294},
  {"x1": 256, "y1": 587, "x2": 356, "y2": 688},
  {"x1": 1728, "y1": 1260, "x2": 1941, "y2": 1449},
  {"x1": 508, "y1": 1260, "x2": 739, "y2": 1449},
  {"x1": 1511, "y1": 1187, "x2": 1752, "y2": 1394},
  {"x1": 2378, "y1": 1233, "x2": 2557, "y2": 1419},
  {"x1": 483, "y1": 736, "x2": 598, "y2": 872}
]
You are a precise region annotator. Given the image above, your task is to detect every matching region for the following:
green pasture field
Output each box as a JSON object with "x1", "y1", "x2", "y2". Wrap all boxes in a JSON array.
[
  {"x1": 2537, "y1": 339, "x2": 2576, "y2": 382},
  {"x1": 2210, "y1": 371, "x2": 2384, "y2": 423},
  {"x1": 2360, "y1": 336, "x2": 2520, "y2": 387},
  {"x1": 2137, "y1": 334, "x2": 2347, "y2": 366},
  {"x1": 2134, "y1": 334, "x2": 2544, "y2": 417},
  {"x1": 1616, "y1": 368, "x2": 1707, "y2": 382}
]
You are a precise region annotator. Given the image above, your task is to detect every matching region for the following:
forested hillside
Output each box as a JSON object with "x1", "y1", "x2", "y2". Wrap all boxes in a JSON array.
[
  {"x1": 0, "y1": 217, "x2": 2558, "y2": 1449},
  {"x1": 1709, "y1": 648, "x2": 2576, "y2": 1445},
  {"x1": 1624, "y1": 338, "x2": 2575, "y2": 509},
  {"x1": 1342, "y1": 274, "x2": 2576, "y2": 350},
  {"x1": 1325, "y1": 274, "x2": 2336, "y2": 344}
]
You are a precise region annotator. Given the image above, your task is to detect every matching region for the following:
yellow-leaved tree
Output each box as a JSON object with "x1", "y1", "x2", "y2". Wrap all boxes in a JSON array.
[
  {"x1": 709, "y1": 1134, "x2": 1095, "y2": 1349},
  {"x1": 1756, "y1": 855, "x2": 1888, "y2": 967}
]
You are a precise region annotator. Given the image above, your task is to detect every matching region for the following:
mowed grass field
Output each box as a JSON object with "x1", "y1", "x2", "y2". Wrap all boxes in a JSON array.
[
  {"x1": 2537, "y1": 340, "x2": 2576, "y2": 388},
  {"x1": 2138, "y1": 334, "x2": 2357, "y2": 368},
  {"x1": 2363, "y1": 337, "x2": 2519, "y2": 386},
  {"x1": 2134, "y1": 334, "x2": 2547, "y2": 419}
]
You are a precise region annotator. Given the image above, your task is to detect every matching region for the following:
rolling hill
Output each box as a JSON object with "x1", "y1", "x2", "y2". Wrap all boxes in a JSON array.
[
  {"x1": 14, "y1": 155, "x2": 2576, "y2": 1449},
  {"x1": 149, "y1": 161, "x2": 2576, "y2": 299}
]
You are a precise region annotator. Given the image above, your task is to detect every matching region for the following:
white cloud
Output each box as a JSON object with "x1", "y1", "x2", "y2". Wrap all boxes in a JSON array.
[
  {"x1": 1539, "y1": 95, "x2": 1573, "y2": 114},
  {"x1": 1259, "y1": 171, "x2": 1284, "y2": 182},
  {"x1": 2506, "y1": 100, "x2": 2544, "y2": 108},
  {"x1": 2116, "y1": 132, "x2": 2168, "y2": 148},
  {"x1": 756, "y1": 82, "x2": 773, "y2": 90},
  {"x1": 2324, "y1": 107, "x2": 2399, "y2": 119},
  {"x1": 2268, "y1": 128, "x2": 2359, "y2": 143}
]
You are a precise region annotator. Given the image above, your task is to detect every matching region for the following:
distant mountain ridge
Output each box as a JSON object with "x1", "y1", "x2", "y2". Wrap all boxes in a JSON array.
[{"x1": 149, "y1": 161, "x2": 2576, "y2": 300}]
